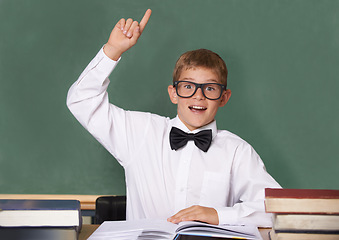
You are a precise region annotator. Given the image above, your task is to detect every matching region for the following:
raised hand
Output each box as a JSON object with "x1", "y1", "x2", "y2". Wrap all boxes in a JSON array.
[{"x1": 104, "y1": 9, "x2": 152, "y2": 60}]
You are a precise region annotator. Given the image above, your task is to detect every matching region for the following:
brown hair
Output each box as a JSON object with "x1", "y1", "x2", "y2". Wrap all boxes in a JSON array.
[{"x1": 172, "y1": 49, "x2": 228, "y2": 87}]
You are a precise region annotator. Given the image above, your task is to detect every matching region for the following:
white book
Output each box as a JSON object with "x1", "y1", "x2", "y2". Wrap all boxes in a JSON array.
[{"x1": 0, "y1": 199, "x2": 81, "y2": 228}]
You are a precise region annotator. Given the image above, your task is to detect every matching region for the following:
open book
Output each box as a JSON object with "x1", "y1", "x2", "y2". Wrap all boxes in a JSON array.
[{"x1": 88, "y1": 219, "x2": 262, "y2": 240}]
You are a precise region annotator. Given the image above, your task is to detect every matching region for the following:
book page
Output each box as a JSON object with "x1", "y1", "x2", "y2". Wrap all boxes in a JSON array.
[
  {"x1": 88, "y1": 220, "x2": 177, "y2": 240},
  {"x1": 176, "y1": 221, "x2": 262, "y2": 240}
]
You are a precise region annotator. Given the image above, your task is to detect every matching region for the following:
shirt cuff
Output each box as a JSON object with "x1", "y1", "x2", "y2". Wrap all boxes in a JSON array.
[
  {"x1": 215, "y1": 206, "x2": 275, "y2": 227},
  {"x1": 96, "y1": 46, "x2": 121, "y2": 75},
  {"x1": 215, "y1": 207, "x2": 239, "y2": 225}
]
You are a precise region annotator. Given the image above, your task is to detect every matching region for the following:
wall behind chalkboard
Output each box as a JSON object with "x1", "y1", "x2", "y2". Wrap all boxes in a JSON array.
[{"x1": 0, "y1": 0, "x2": 338, "y2": 194}]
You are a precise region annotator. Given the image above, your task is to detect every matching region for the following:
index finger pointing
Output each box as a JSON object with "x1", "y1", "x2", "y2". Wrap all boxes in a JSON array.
[{"x1": 139, "y1": 9, "x2": 152, "y2": 33}]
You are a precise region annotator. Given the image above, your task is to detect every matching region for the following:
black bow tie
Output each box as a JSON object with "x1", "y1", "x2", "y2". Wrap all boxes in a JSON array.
[{"x1": 170, "y1": 127, "x2": 212, "y2": 152}]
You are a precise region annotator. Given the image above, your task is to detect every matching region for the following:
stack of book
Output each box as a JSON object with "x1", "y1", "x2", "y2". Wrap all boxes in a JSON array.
[
  {"x1": 265, "y1": 188, "x2": 339, "y2": 240},
  {"x1": 0, "y1": 199, "x2": 82, "y2": 240}
]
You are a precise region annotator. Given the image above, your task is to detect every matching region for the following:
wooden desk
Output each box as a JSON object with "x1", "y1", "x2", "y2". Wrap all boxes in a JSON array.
[
  {"x1": 79, "y1": 225, "x2": 271, "y2": 240},
  {"x1": 80, "y1": 225, "x2": 100, "y2": 240}
]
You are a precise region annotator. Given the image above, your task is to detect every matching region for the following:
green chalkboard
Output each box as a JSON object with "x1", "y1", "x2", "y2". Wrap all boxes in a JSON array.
[{"x1": 0, "y1": 0, "x2": 338, "y2": 195}]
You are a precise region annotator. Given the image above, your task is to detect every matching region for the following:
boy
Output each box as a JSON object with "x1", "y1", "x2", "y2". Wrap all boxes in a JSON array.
[{"x1": 67, "y1": 9, "x2": 280, "y2": 226}]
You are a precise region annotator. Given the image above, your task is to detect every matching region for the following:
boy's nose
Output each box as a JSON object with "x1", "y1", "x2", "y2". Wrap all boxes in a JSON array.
[{"x1": 193, "y1": 87, "x2": 205, "y2": 100}]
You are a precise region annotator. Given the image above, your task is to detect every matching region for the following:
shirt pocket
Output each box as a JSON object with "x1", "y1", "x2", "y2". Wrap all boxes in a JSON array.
[{"x1": 199, "y1": 171, "x2": 230, "y2": 207}]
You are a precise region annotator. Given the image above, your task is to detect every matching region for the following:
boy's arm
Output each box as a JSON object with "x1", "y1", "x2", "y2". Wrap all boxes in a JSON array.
[
  {"x1": 103, "y1": 9, "x2": 151, "y2": 60},
  {"x1": 67, "y1": 10, "x2": 152, "y2": 163}
]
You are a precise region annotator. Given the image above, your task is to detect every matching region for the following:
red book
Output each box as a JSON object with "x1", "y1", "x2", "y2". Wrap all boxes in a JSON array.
[{"x1": 265, "y1": 188, "x2": 339, "y2": 214}]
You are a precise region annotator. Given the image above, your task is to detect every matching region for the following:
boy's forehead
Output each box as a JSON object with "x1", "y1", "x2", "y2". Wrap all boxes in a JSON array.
[{"x1": 179, "y1": 67, "x2": 221, "y2": 83}]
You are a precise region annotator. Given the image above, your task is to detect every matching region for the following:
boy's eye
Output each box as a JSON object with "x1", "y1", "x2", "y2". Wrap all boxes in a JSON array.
[
  {"x1": 183, "y1": 84, "x2": 194, "y2": 89},
  {"x1": 205, "y1": 85, "x2": 216, "y2": 91}
]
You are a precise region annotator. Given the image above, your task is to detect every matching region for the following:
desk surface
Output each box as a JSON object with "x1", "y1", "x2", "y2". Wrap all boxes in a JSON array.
[
  {"x1": 79, "y1": 225, "x2": 271, "y2": 240},
  {"x1": 80, "y1": 225, "x2": 99, "y2": 240}
]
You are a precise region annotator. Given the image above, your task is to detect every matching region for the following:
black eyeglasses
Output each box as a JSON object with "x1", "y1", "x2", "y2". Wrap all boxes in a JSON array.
[{"x1": 173, "y1": 81, "x2": 226, "y2": 100}]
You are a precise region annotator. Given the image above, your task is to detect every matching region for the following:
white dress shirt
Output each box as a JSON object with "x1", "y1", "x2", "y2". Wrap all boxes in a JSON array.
[{"x1": 67, "y1": 48, "x2": 281, "y2": 227}]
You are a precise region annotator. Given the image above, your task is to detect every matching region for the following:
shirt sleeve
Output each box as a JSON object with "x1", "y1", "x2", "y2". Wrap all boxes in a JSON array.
[
  {"x1": 66, "y1": 48, "x2": 151, "y2": 166},
  {"x1": 215, "y1": 143, "x2": 281, "y2": 227}
]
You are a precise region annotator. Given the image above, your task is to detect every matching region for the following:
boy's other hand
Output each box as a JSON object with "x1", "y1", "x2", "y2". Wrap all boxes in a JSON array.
[
  {"x1": 104, "y1": 9, "x2": 152, "y2": 61},
  {"x1": 167, "y1": 205, "x2": 219, "y2": 225}
]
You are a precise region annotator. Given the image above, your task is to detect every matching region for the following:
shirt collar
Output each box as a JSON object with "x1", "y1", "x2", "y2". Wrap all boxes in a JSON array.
[{"x1": 171, "y1": 115, "x2": 218, "y2": 140}]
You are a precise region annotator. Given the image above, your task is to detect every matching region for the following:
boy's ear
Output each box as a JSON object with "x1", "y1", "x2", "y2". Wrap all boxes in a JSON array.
[
  {"x1": 219, "y1": 89, "x2": 232, "y2": 107},
  {"x1": 168, "y1": 85, "x2": 178, "y2": 104}
]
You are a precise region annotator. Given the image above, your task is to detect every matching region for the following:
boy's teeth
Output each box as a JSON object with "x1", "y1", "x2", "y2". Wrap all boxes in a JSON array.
[{"x1": 191, "y1": 106, "x2": 206, "y2": 110}]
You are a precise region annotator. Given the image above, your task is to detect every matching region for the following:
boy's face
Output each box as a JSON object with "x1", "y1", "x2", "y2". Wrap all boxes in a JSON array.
[{"x1": 168, "y1": 67, "x2": 231, "y2": 131}]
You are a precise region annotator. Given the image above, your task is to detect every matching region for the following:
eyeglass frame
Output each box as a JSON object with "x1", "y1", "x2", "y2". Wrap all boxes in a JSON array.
[{"x1": 173, "y1": 80, "x2": 226, "y2": 100}]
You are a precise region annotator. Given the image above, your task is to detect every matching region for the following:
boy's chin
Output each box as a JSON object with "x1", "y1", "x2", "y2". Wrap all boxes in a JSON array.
[{"x1": 178, "y1": 113, "x2": 214, "y2": 131}]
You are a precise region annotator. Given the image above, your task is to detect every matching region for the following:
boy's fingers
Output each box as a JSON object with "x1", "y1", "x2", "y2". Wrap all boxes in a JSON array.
[
  {"x1": 168, "y1": 206, "x2": 219, "y2": 225},
  {"x1": 168, "y1": 207, "x2": 194, "y2": 223},
  {"x1": 126, "y1": 21, "x2": 139, "y2": 38},
  {"x1": 129, "y1": 26, "x2": 141, "y2": 44},
  {"x1": 139, "y1": 9, "x2": 152, "y2": 33},
  {"x1": 123, "y1": 18, "x2": 134, "y2": 34},
  {"x1": 116, "y1": 18, "x2": 126, "y2": 31}
]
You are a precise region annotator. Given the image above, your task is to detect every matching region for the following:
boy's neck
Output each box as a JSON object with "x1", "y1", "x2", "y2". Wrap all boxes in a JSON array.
[{"x1": 174, "y1": 116, "x2": 217, "y2": 134}]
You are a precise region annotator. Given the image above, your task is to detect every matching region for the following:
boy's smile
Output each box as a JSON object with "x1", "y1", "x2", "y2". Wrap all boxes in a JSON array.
[
  {"x1": 168, "y1": 67, "x2": 231, "y2": 131},
  {"x1": 189, "y1": 105, "x2": 207, "y2": 111}
]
